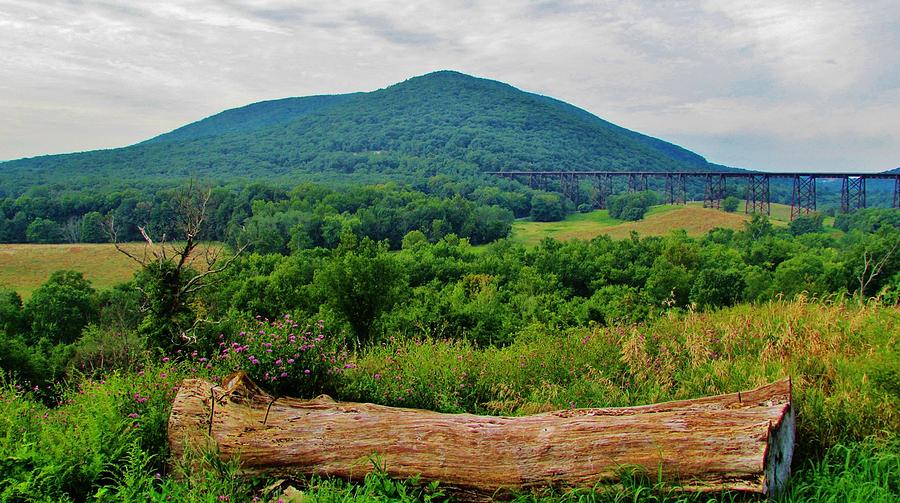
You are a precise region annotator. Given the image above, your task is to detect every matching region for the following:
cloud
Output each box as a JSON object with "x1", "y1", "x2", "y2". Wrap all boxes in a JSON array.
[{"x1": 0, "y1": 0, "x2": 897, "y2": 171}]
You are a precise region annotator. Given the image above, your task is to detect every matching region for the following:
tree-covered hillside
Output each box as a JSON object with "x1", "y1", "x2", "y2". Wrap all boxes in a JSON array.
[
  {"x1": 0, "y1": 71, "x2": 717, "y2": 196},
  {"x1": 142, "y1": 94, "x2": 360, "y2": 145}
]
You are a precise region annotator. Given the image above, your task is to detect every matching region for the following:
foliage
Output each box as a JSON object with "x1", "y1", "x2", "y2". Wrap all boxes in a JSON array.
[
  {"x1": 834, "y1": 208, "x2": 900, "y2": 233},
  {"x1": 607, "y1": 191, "x2": 659, "y2": 221},
  {"x1": 69, "y1": 325, "x2": 144, "y2": 377},
  {"x1": 722, "y1": 195, "x2": 740, "y2": 212},
  {"x1": 26, "y1": 217, "x2": 64, "y2": 243},
  {"x1": 215, "y1": 315, "x2": 349, "y2": 397},
  {"x1": 531, "y1": 192, "x2": 566, "y2": 221},
  {"x1": 789, "y1": 213, "x2": 825, "y2": 235},
  {"x1": 25, "y1": 270, "x2": 98, "y2": 345},
  {"x1": 0, "y1": 288, "x2": 27, "y2": 335},
  {"x1": 0, "y1": 363, "x2": 184, "y2": 502},
  {"x1": 781, "y1": 437, "x2": 900, "y2": 503},
  {"x1": 315, "y1": 235, "x2": 408, "y2": 343}
]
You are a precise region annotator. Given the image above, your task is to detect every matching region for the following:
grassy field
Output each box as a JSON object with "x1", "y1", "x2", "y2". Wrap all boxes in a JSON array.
[
  {"x1": 510, "y1": 202, "x2": 801, "y2": 246},
  {"x1": 0, "y1": 242, "x2": 217, "y2": 299}
]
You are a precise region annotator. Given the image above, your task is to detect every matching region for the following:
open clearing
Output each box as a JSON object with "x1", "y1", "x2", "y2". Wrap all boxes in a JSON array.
[
  {"x1": 510, "y1": 202, "x2": 796, "y2": 246},
  {"x1": 0, "y1": 242, "x2": 218, "y2": 299}
]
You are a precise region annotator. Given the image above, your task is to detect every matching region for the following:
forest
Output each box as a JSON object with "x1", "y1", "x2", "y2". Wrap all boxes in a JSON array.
[{"x1": 1, "y1": 177, "x2": 898, "y2": 500}]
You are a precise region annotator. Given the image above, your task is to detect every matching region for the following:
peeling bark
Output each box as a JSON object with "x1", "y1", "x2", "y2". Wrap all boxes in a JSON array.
[{"x1": 169, "y1": 373, "x2": 794, "y2": 500}]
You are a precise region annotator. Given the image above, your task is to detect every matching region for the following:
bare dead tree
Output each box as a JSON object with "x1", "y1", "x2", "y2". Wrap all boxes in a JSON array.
[
  {"x1": 62, "y1": 216, "x2": 83, "y2": 244},
  {"x1": 104, "y1": 180, "x2": 247, "y2": 347},
  {"x1": 857, "y1": 235, "x2": 900, "y2": 297}
]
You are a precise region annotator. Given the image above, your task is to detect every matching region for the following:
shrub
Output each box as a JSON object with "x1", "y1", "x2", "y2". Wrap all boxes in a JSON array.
[
  {"x1": 789, "y1": 213, "x2": 825, "y2": 235},
  {"x1": 216, "y1": 315, "x2": 349, "y2": 397},
  {"x1": 722, "y1": 196, "x2": 740, "y2": 213},
  {"x1": 0, "y1": 363, "x2": 184, "y2": 501},
  {"x1": 607, "y1": 191, "x2": 658, "y2": 221},
  {"x1": 70, "y1": 325, "x2": 145, "y2": 376}
]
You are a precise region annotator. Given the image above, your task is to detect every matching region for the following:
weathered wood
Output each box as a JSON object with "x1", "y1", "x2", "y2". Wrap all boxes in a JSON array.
[{"x1": 168, "y1": 373, "x2": 794, "y2": 499}]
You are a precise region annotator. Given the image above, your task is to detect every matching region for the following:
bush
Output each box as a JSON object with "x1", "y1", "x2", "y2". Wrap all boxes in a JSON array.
[
  {"x1": 216, "y1": 315, "x2": 349, "y2": 397},
  {"x1": 315, "y1": 235, "x2": 408, "y2": 343},
  {"x1": 789, "y1": 213, "x2": 825, "y2": 235},
  {"x1": 722, "y1": 196, "x2": 740, "y2": 213},
  {"x1": 607, "y1": 191, "x2": 658, "y2": 221},
  {"x1": 69, "y1": 325, "x2": 145, "y2": 376},
  {"x1": 0, "y1": 364, "x2": 184, "y2": 501},
  {"x1": 0, "y1": 288, "x2": 28, "y2": 336}
]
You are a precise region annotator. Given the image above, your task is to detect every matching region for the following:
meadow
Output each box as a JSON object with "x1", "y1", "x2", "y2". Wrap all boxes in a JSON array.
[
  {"x1": 0, "y1": 242, "x2": 217, "y2": 299},
  {"x1": 509, "y1": 203, "x2": 793, "y2": 246}
]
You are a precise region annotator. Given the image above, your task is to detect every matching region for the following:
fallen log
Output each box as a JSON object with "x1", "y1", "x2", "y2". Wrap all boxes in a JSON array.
[{"x1": 168, "y1": 373, "x2": 794, "y2": 499}]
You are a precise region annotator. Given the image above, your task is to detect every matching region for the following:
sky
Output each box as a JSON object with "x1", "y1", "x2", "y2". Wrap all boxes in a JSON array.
[{"x1": 1, "y1": 0, "x2": 898, "y2": 172}]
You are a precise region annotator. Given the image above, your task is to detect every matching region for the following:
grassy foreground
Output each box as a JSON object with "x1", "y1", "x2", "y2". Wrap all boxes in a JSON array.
[{"x1": 2, "y1": 298, "x2": 898, "y2": 501}]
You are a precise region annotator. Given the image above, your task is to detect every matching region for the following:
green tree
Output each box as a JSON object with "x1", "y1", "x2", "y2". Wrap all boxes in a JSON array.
[
  {"x1": 0, "y1": 289, "x2": 28, "y2": 336},
  {"x1": 80, "y1": 211, "x2": 107, "y2": 243},
  {"x1": 402, "y1": 229, "x2": 428, "y2": 249},
  {"x1": 645, "y1": 257, "x2": 693, "y2": 307},
  {"x1": 315, "y1": 234, "x2": 408, "y2": 344},
  {"x1": 25, "y1": 217, "x2": 64, "y2": 243},
  {"x1": 530, "y1": 193, "x2": 565, "y2": 222},
  {"x1": 773, "y1": 253, "x2": 829, "y2": 298},
  {"x1": 24, "y1": 270, "x2": 98, "y2": 344},
  {"x1": 607, "y1": 191, "x2": 658, "y2": 221}
]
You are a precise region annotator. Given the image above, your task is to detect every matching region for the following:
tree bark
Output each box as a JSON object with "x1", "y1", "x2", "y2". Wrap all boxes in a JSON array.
[{"x1": 168, "y1": 373, "x2": 794, "y2": 500}]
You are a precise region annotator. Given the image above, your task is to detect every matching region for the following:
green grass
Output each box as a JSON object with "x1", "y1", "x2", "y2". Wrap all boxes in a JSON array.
[
  {"x1": 508, "y1": 202, "x2": 834, "y2": 246},
  {"x1": 3, "y1": 298, "x2": 896, "y2": 501},
  {"x1": 511, "y1": 203, "x2": 753, "y2": 246}
]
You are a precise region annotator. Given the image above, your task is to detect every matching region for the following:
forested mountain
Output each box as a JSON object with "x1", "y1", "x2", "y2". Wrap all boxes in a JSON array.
[
  {"x1": 142, "y1": 94, "x2": 360, "y2": 145},
  {"x1": 0, "y1": 71, "x2": 719, "y2": 196}
]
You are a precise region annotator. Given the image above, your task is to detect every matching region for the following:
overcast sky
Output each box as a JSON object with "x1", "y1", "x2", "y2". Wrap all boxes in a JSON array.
[{"x1": 1, "y1": 0, "x2": 898, "y2": 172}]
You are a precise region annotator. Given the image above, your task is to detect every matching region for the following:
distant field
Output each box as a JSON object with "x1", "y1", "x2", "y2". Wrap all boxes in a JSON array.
[
  {"x1": 510, "y1": 202, "x2": 798, "y2": 246},
  {"x1": 0, "y1": 242, "x2": 218, "y2": 299}
]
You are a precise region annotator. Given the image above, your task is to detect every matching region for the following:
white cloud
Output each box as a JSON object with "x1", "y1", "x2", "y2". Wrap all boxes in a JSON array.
[{"x1": 0, "y1": 0, "x2": 897, "y2": 171}]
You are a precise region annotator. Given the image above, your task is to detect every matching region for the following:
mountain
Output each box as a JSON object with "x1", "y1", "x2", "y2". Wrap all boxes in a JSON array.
[
  {"x1": 1, "y1": 70, "x2": 722, "y2": 196},
  {"x1": 142, "y1": 94, "x2": 360, "y2": 145}
]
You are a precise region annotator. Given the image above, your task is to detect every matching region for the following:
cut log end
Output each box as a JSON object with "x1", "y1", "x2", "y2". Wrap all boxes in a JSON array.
[{"x1": 764, "y1": 387, "x2": 795, "y2": 496}]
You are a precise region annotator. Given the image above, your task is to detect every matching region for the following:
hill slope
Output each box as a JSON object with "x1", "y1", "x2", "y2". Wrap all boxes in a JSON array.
[{"x1": 0, "y1": 71, "x2": 719, "y2": 196}]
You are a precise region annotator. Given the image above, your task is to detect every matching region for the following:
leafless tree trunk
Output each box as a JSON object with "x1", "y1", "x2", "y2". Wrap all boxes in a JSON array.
[
  {"x1": 858, "y1": 237, "x2": 899, "y2": 296},
  {"x1": 62, "y1": 215, "x2": 83, "y2": 243},
  {"x1": 103, "y1": 181, "x2": 246, "y2": 345}
]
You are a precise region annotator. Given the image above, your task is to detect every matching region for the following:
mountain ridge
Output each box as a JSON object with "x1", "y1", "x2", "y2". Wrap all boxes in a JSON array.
[{"x1": 2, "y1": 70, "x2": 734, "y2": 196}]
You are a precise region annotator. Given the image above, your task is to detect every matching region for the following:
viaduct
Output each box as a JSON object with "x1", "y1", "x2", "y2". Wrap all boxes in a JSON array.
[{"x1": 488, "y1": 171, "x2": 900, "y2": 219}]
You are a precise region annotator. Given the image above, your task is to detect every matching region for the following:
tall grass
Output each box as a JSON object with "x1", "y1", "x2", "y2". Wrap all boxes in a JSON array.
[
  {"x1": 1, "y1": 298, "x2": 897, "y2": 501},
  {"x1": 342, "y1": 297, "x2": 899, "y2": 458}
]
